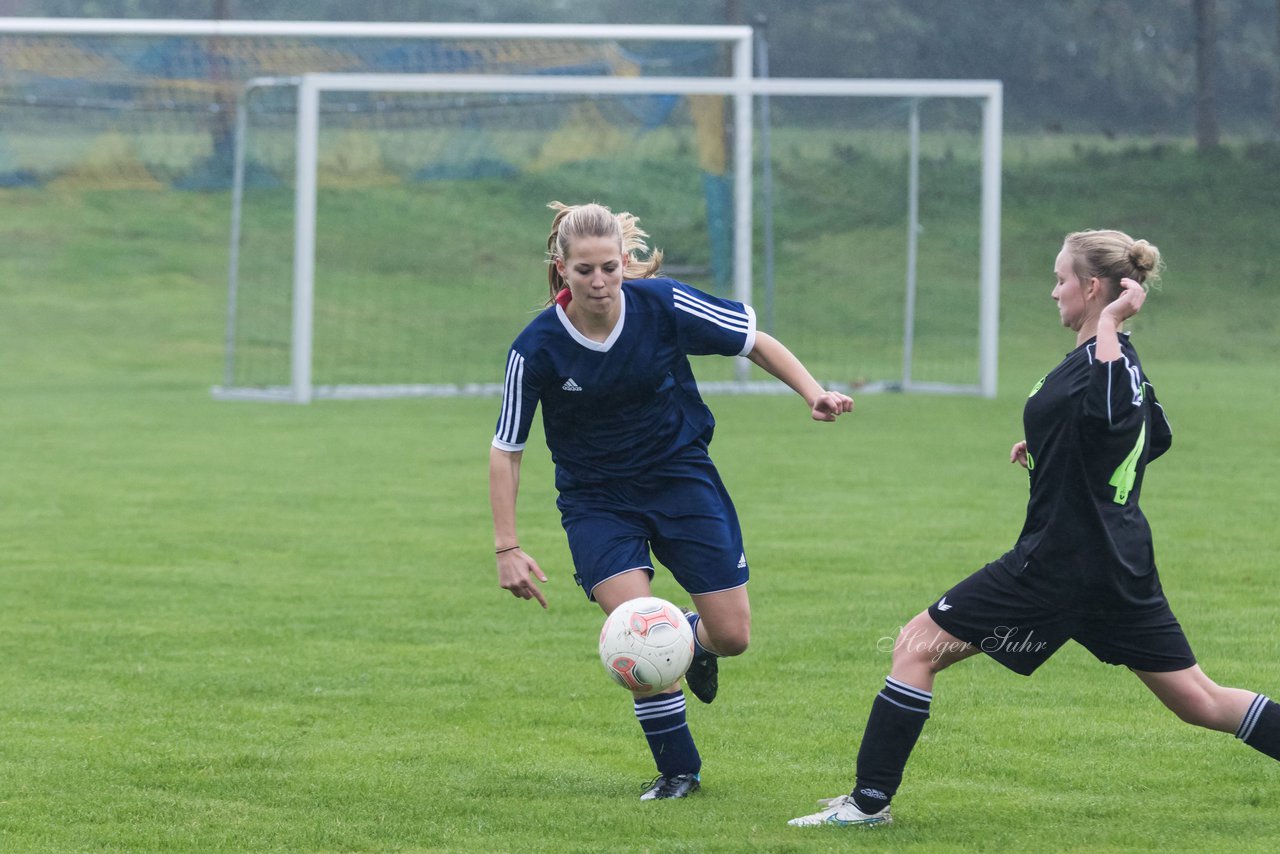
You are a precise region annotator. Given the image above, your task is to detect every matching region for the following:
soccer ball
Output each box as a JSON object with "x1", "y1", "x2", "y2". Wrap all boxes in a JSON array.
[{"x1": 598, "y1": 597, "x2": 695, "y2": 696}]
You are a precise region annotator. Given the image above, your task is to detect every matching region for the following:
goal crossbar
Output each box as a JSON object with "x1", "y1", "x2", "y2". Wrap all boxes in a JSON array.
[
  {"x1": 0, "y1": 17, "x2": 753, "y2": 41},
  {"x1": 214, "y1": 72, "x2": 1002, "y2": 403}
]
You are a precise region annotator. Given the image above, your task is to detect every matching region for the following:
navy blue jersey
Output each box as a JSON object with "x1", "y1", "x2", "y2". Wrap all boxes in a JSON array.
[
  {"x1": 492, "y1": 278, "x2": 756, "y2": 487},
  {"x1": 1000, "y1": 333, "x2": 1173, "y2": 610}
]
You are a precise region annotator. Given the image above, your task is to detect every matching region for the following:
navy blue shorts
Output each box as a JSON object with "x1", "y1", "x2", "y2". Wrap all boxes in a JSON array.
[
  {"x1": 557, "y1": 452, "x2": 748, "y2": 601},
  {"x1": 928, "y1": 559, "x2": 1197, "y2": 676}
]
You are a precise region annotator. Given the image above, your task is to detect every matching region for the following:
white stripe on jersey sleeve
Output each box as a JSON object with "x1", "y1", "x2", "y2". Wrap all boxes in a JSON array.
[
  {"x1": 738, "y1": 303, "x2": 757, "y2": 356},
  {"x1": 672, "y1": 288, "x2": 752, "y2": 335},
  {"x1": 1104, "y1": 352, "x2": 1143, "y2": 425},
  {"x1": 492, "y1": 349, "x2": 526, "y2": 451},
  {"x1": 1126, "y1": 362, "x2": 1143, "y2": 406}
]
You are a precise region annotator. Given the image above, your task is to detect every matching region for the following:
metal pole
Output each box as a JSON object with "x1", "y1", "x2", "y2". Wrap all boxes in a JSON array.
[
  {"x1": 223, "y1": 83, "x2": 250, "y2": 389},
  {"x1": 223, "y1": 75, "x2": 302, "y2": 391},
  {"x1": 731, "y1": 32, "x2": 754, "y2": 381},
  {"x1": 753, "y1": 16, "x2": 776, "y2": 335},
  {"x1": 292, "y1": 76, "x2": 319, "y2": 404},
  {"x1": 0, "y1": 18, "x2": 754, "y2": 43},
  {"x1": 903, "y1": 99, "x2": 921, "y2": 390},
  {"x1": 979, "y1": 87, "x2": 1003, "y2": 399}
]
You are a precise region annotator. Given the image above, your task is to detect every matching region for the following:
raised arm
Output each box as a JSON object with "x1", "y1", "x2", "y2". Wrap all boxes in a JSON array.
[
  {"x1": 1095, "y1": 277, "x2": 1146, "y2": 363},
  {"x1": 746, "y1": 331, "x2": 854, "y2": 422},
  {"x1": 489, "y1": 446, "x2": 548, "y2": 608}
]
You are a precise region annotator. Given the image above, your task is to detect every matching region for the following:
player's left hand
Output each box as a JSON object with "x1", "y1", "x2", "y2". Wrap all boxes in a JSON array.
[{"x1": 810, "y1": 390, "x2": 854, "y2": 422}]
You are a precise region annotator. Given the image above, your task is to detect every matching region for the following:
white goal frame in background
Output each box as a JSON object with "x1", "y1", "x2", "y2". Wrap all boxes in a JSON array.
[
  {"x1": 215, "y1": 71, "x2": 1002, "y2": 403},
  {"x1": 0, "y1": 18, "x2": 1000, "y2": 403}
]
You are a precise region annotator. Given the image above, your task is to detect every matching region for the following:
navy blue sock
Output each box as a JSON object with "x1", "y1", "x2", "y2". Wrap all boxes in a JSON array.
[
  {"x1": 685, "y1": 611, "x2": 714, "y2": 658},
  {"x1": 852, "y1": 676, "x2": 932, "y2": 814},
  {"x1": 1237, "y1": 694, "x2": 1280, "y2": 760},
  {"x1": 635, "y1": 690, "x2": 701, "y2": 777}
]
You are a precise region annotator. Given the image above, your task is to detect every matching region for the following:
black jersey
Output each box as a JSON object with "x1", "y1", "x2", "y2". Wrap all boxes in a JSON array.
[{"x1": 998, "y1": 334, "x2": 1173, "y2": 611}]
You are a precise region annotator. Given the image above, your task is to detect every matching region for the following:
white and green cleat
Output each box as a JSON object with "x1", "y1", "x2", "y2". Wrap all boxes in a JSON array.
[{"x1": 787, "y1": 795, "x2": 892, "y2": 828}]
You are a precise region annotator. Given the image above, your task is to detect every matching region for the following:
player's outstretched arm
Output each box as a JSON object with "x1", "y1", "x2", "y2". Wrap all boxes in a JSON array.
[
  {"x1": 746, "y1": 332, "x2": 854, "y2": 422},
  {"x1": 489, "y1": 446, "x2": 548, "y2": 608}
]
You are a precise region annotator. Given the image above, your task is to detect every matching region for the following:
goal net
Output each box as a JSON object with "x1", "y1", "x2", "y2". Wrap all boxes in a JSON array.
[
  {"x1": 0, "y1": 20, "x2": 1000, "y2": 402},
  {"x1": 220, "y1": 72, "x2": 1000, "y2": 402}
]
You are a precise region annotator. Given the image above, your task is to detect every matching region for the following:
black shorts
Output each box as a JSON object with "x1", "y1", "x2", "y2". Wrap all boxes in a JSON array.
[{"x1": 927, "y1": 560, "x2": 1196, "y2": 676}]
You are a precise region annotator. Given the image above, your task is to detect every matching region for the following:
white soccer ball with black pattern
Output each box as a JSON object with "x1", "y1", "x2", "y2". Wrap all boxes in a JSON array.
[{"x1": 598, "y1": 597, "x2": 695, "y2": 696}]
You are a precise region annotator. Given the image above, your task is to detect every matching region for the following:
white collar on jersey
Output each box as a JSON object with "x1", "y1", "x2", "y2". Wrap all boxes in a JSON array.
[{"x1": 554, "y1": 288, "x2": 626, "y2": 352}]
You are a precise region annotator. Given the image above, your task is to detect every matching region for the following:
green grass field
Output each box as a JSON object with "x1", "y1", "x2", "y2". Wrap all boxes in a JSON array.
[{"x1": 2, "y1": 138, "x2": 1280, "y2": 852}]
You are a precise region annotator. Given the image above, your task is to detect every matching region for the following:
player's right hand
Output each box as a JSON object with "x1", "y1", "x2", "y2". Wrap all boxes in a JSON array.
[
  {"x1": 497, "y1": 549, "x2": 549, "y2": 609},
  {"x1": 1010, "y1": 440, "x2": 1029, "y2": 468},
  {"x1": 1101, "y1": 277, "x2": 1147, "y2": 325}
]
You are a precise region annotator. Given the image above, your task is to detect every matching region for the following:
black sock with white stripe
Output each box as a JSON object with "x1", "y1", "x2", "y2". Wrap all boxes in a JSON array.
[
  {"x1": 635, "y1": 690, "x2": 701, "y2": 778},
  {"x1": 851, "y1": 676, "x2": 933, "y2": 814},
  {"x1": 1236, "y1": 694, "x2": 1280, "y2": 760}
]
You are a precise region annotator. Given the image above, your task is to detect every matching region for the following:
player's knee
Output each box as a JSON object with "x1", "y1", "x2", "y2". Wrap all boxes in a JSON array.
[
  {"x1": 892, "y1": 612, "x2": 948, "y2": 673},
  {"x1": 1171, "y1": 700, "x2": 1216, "y2": 728},
  {"x1": 715, "y1": 632, "x2": 750, "y2": 657},
  {"x1": 1163, "y1": 687, "x2": 1219, "y2": 729},
  {"x1": 706, "y1": 625, "x2": 749, "y2": 657},
  {"x1": 891, "y1": 637, "x2": 940, "y2": 675}
]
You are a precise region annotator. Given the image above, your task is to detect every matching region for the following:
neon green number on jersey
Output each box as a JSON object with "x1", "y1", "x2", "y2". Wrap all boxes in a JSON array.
[{"x1": 1109, "y1": 423, "x2": 1146, "y2": 504}]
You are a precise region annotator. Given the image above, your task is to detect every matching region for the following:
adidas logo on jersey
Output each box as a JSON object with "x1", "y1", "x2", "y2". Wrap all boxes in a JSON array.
[{"x1": 561, "y1": 378, "x2": 583, "y2": 392}]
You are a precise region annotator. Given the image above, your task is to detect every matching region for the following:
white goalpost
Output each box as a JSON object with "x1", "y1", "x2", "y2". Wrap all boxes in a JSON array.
[
  {"x1": 213, "y1": 70, "x2": 1002, "y2": 403},
  {"x1": 0, "y1": 18, "x2": 1001, "y2": 403},
  {"x1": 232, "y1": 71, "x2": 751, "y2": 404}
]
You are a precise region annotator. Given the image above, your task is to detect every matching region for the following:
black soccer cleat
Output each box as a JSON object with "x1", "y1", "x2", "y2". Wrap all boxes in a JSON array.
[
  {"x1": 640, "y1": 772, "x2": 701, "y2": 801},
  {"x1": 679, "y1": 607, "x2": 719, "y2": 704},
  {"x1": 684, "y1": 652, "x2": 719, "y2": 704}
]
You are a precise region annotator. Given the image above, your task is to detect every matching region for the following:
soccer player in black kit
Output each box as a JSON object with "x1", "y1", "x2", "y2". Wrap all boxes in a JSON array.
[{"x1": 789, "y1": 229, "x2": 1280, "y2": 828}]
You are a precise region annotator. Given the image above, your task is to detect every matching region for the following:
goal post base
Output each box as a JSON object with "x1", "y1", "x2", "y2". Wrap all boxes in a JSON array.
[{"x1": 211, "y1": 378, "x2": 982, "y2": 402}]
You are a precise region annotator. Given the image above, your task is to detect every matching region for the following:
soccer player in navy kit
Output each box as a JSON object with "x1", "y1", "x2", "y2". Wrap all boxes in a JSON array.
[
  {"x1": 790, "y1": 229, "x2": 1280, "y2": 828},
  {"x1": 490, "y1": 201, "x2": 853, "y2": 800}
]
